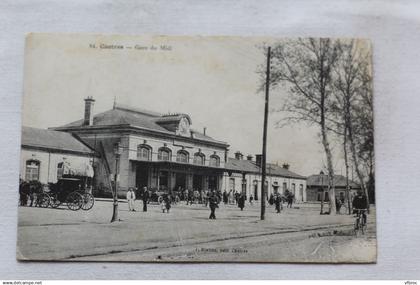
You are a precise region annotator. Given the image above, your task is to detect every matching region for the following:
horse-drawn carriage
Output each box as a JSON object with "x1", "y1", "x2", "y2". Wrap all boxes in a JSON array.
[{"x1": 48, "y1": 178, "x2": 95, "y2": 211}]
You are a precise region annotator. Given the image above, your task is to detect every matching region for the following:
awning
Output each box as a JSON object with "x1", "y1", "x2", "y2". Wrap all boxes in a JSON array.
[{"x1": 62, "y1": 161, "x2": 94, "y2": 177}]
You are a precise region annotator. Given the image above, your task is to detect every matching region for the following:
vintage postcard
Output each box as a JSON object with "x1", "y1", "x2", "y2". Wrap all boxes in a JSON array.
[{"x1": 18, "y1": 34, "x2": 375, "y2": 262}]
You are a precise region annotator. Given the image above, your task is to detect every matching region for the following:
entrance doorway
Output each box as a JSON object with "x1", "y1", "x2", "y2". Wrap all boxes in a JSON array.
[
  {"x1": 159, "y1": 171, "x2": 169, "y2": 191},
  {"x1": 136, "y1": 163, "x2": 149, "y2": 189},
  {"x1": 175, "y1": 172, "x2": 186, "y2": 191},
  {"x1": 193, "y1": 174, "x2": 203, "y2": 190},
  {"x1": 208, "y1": 175, "x2": 218, "y2": 190},
  {"x1": 253, "y1": 180, "x2": 258, "y2": 200}
]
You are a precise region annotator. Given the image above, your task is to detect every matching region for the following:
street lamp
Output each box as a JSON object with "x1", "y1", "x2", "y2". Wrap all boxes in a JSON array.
[{"x1": 110, "y1": 141, "x2": 123, "y2": 223}]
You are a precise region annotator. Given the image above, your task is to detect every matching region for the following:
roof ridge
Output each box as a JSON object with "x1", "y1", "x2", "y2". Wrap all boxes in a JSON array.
[{"x1": 114, "y1": 103, "x2": 162, "y2": 117}]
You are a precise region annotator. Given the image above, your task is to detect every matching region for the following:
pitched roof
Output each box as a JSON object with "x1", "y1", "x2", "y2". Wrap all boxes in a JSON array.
[
  {"x1": 265, "y1": 163, "x2": 306, "y2": 179},
  {"x1": 58, "y1": 104, "x2": 223, "y2": 144},
  {"x1": 21, "y1": 126, "x2": 94, "y2": 155},
  {"x1": 225, "y1": 158, "x2": 261, "y2": 173},
  {"x1": 225, "y1": 158, "x2": 306, "y2": 179},
  {"x1": 306, "y1": 174, "x2": 360, "y2": 188}
]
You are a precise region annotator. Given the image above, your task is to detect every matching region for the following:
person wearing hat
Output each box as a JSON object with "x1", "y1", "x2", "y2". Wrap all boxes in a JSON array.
[
  {"x1": 352, "y1": 189, "x2": 368, "y2": 224},
  {"x1": 126, "y1": 187, "x2": 136, "y2": 212},
  {"x1": 208, "y1": 191, "x2": 219, "y2": 219},
  {"x1": 238, "y1": 192, "x2": 245, "y2": 211},
  {"x1": 274, "y1": 193, "x2": 282, "y2": 213},
  {"x1": 142, "y1": 186, "x2": 149, "y2": 212}
]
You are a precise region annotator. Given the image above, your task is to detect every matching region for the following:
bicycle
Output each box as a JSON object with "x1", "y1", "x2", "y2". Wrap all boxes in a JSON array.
[{"x1": 353, "y1": 208, "x2": 367, "y2": 237}]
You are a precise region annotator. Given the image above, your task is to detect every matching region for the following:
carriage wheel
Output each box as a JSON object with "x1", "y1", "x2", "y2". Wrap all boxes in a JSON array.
[
  {"x1": 158, "y1": 196, "x2": 163, "y2": 204},
  {"x1": 50, "y1": 193, "x2": 61, "y2": 208},
  {"x1": 81, "y1": 193, "x2": 95, "y2": 211},
  {"x1": 66, "y1": 192, "x2": 82, "y2": 211},
  {"x1": 40, "y1": 193, "x2": 50, "y2": 208}
]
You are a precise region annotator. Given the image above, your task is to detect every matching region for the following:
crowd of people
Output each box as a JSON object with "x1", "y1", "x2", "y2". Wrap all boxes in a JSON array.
[{"x1": 124, "y1": 186, "x2": 304, "y2": 219}]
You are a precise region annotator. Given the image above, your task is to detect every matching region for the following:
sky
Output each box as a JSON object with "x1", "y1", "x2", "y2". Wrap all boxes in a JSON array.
[{"x1": 22, "y1": 34, "x2": 351, "y2": 176}]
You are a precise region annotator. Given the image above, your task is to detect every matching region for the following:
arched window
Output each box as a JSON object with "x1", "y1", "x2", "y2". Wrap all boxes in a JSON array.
[
  {"x1": 137, "y1": 145, "x2": 152, "y2": 161},
  {"x1": 158, "y1": 147, "x2": 172, "y2": 161},
  {"x1": 176, "y1": 150, "x2": 189, "y2": 163},
  {"x1": 193, "y1": 152, "x2": 205, "y2": 165},
  {"x1": 25, "y1": 159, "x2": 40, "y2": 181},
  {"x1": 209, "y1": 155, "x2": 220, "y2": 167},
  {"x1": 57, "y1": 162, "x2": 64, "y2": 180}
]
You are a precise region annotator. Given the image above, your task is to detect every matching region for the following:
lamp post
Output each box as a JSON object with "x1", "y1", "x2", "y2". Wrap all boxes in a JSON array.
[
  {"x1": 320, "y1": 170, "x2": 325, "y2": 215},
  {"x1": 111, "y1": 141, "x2": 123, "y2": 223}
]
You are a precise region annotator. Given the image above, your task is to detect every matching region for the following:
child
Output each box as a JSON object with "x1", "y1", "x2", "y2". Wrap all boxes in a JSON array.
[{"x1": 160, "y1": 197, "x2": 167, "y2": 213}]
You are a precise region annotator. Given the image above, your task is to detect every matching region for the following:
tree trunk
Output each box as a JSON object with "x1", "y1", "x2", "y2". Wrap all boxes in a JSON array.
[
  {"x1": 320, "y1": 119, "x2": 336, "y2": 214},
  {"x1": 343, "y1": 126, "x2": 351, "y2": 215},
  {"x1": 348, "y1": 119, "x2": 370, "y2": 211}
]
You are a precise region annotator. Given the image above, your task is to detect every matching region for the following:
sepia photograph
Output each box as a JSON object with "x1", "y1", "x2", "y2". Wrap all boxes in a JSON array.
[{"x1": 17, "y1": 33, "x2": 375, "y2": 263}]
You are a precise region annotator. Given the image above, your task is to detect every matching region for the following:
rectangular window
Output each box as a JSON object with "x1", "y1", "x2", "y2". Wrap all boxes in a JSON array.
[{"x1": 25, "y1": 161, "x2": 40, "y2": 181}]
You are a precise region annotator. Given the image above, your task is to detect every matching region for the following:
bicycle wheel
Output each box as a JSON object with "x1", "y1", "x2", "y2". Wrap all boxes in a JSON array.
[
  {"x1": 81, "y1": 193, "x2": 94, "y2": 211},
  {"x1": 354, "y1": 218, "x2": 360, "y2": 237},
  {"x1": 361, "y1": 220, "x2": 367, "y2": 235},
  {"x1": 66, "y1": 192, "x2": 83, "y2": 211}
]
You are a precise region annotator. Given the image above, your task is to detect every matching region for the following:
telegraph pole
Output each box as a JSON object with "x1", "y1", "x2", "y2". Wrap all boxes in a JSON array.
[{"x1": 261, "y1": 46, "x2": 271, "y2": 220}]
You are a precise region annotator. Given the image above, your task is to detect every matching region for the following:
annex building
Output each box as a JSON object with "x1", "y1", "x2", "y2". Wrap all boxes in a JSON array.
[
  {"x1": 225, "y1": 153, "x2": 307, "y2": 202},
  {"x1": 20, "y1": 126, "x2": 95, "y2": 184},
  {"x1": 306, "y1": 174, "x2": 361, "y2": 202}
]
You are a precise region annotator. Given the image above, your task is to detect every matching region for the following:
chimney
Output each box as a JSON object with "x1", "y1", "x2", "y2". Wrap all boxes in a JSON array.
[
  {"x1": 234, "y1": 151, "x2": 243, "y2": 160},
  {"x1": 246, "y1": 155, "x2": 253, "y2": 161},
  {"x1": 255, "y1": 154, "x2": 262, "y2": 167},
  {"x1": 282, "y1": 163, "x2": 290, "y2": 170},
  {"x1": 83, "y1": 96, "x2": 95, "y2": 126},
  {"x1": 203, "y1": 127, "x2": 207, "y2": 136}
]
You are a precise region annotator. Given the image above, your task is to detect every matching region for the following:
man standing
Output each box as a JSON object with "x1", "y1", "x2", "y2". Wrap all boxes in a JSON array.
[
  {"x1": 238, "y1": 193, "x2": 245, "y2": 211},
  {"x1": 209, "y1": 191, "x2": 219, "y2": 219},
  {"x1": 274, "y1": 194, "x2": 281, "y2": 213},
  {"x1": 126, "y1": 188, "x2": 136, "y2": 211},
  {"x1": 142, "y1": 186, "x2": 149, "y2": 212},
  {"x1": 222, "y1": 190, "x2": 227, "y2": 204}
]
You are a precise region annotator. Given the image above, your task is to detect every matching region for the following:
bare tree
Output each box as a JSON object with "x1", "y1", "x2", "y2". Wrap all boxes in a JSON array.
[
  {"x1": 268, "y1": 38, "x2": 341, "y2": 214},
  {"x1": 331, "y1": 40, "x2": 373, "y2": 210}
]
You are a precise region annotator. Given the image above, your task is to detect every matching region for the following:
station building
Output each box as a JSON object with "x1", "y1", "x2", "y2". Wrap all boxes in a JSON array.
[
  {"x1": 53, "y1": 98, "x2": 229, "y2": 196},
  {"x1": 41, "y1": 97, "x2": 308, "y2": 200}
]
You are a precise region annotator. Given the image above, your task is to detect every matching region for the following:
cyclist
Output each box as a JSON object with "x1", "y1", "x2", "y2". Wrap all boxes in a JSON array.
[{"x1": 352, "y1": 189, "x2": 368, "y2": 226}]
